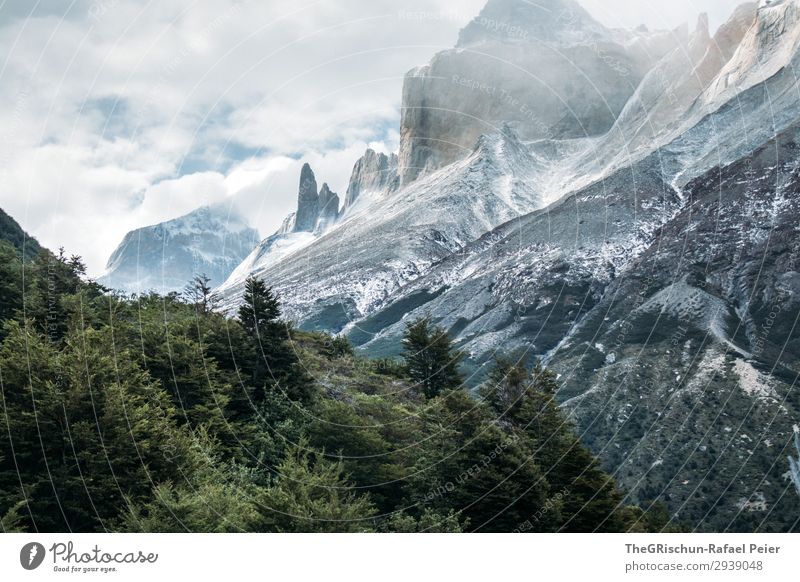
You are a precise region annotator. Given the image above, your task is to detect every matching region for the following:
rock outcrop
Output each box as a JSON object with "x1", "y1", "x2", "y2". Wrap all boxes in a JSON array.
[
  {"x1": 292, "y1": 163, "x2": 341, "y2": 233},
  {"x1": 317, "y1": 183, "x2": 341, "y2": 231},
  {"x1": 397, "y1": 0, "x2": 677, "y2": 185},
  {"x1": 343, "y1": 149, "x2": 398, "y2": 210},
  {"x1": 294, "y1": 163, "x2": 321, "y2": 232}
]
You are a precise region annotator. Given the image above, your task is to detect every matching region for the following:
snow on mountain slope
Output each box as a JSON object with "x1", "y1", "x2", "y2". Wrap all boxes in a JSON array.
[
  {"x1": 343, "y1": 149, "x2": 398, "y2": 211},
  {"x1": 397, "y1": 0, "x2": 677, "y2": 185},
  {"x1": 350, "y1": 153, "x2": 682, "y2": 370},
  {"x1": 347, "y1": 114, "x2": 800, "y2": 532},
  {"x1": 550, "y1": 121, "x2": 800, "y2": 531},
  {"x1": 565, "y1": 0, "x2": 800, "y2": 194},
  {"x1": 218, "y1": 126, "x2": 546, "y2": 327},
  {"x1": 222, "y1": 0, "x2": 800, "y2": 334},
  {"x1": 99, "y1": 204, "x2": 259, "y2": 295},
  {"x1": 218, "y1": 151, "x2": 398, "y2": 298}
]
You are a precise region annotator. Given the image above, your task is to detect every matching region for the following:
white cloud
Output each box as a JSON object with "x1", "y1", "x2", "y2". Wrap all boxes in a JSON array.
[
  {"x1": 581, "y1": 0, "x2": 747, "y2": 33},
  {"x1": 0, "y1": 0, "x2": 743, "y2": 275}
]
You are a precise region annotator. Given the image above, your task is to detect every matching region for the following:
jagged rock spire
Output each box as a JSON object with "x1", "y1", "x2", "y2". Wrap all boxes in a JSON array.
[
  {"x1": 294, "y1": 163, "x2": 320, "y2": 232},
  {"x1": 317, "y1": 183, "x2": 340, "y2": 230},
  {"x1": 293, "y1": 163, "x2": 340, "y2": 233},
  {"x1": 344, "y1": 149, "x2": 398, "y2": 210}
]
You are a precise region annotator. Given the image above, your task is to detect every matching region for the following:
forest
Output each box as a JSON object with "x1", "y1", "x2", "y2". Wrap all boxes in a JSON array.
[{"x1": 0, "y1": 234, "x2": 678, "y2": 533}]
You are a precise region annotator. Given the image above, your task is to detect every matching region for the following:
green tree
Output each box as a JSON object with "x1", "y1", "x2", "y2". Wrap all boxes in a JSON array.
[
  {"x1": 237, "y1": 277, "x2": 312, "y2": 404},
  {"x1": 487, "y1": 358, "x2": 633, "y2": 532},
  {"x1": 183, "y1": 273, "x2": 219, "y2": 316},
  {"x1": 238, "y1": 277, "x2": 281, "y2": 340},
  {"x1": 412, "y1": 390, "x2": 554, "y2": 532},
  {"x1": 0, "y1": 321, "x2": 203, "y2": 532},
  {"x1": 0, "y1": 242, "x2": 23, "y2": 327},
  {"x1": 0, "y1": 499, "x2": 26, "y2": 533},
  {"x1": 258, "y1": 442, "x2": 377, "y2": 532},
  {"x1": 25, "y1": 248, "x2": 100, "y2": 342},
  {"x1": 382, "y1": 509, "x2": 464, "y2": 532},
  {"x1": 402, "y1": 317, "x2": 463, "y2": 398},
  {"x1": 121, "y1": 465, "x2": 261, "y2": 533},
  {"x1": 480, "y1": 353, "x2": 531, "y2": 414}
]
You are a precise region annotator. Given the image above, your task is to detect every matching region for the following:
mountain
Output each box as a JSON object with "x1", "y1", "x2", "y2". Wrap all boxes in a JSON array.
[
  {"x1": 214, "y1": 0, "x2": 800, "y2": 530},
  {"x1": 219, "y1": 162, "x2": 347, "y2": 295},
  {"x1": 397, "y1": 0, "x2": 678, "y2": 185},
  {"x1": 550, "y1": 121, "x2": 800, "y2": 531},
  {"x1": 99, "y1": 205, "x2": 259, "y2": 295},
  {"x1": 291, "y1": 163, "x2": 341, "y2": 233},
  {"x1": 0, "y1": 207, "x2": 43, "y2": 260},
  {"x1": 218, "y1": 126, "x2": 546, "y2": 323}
]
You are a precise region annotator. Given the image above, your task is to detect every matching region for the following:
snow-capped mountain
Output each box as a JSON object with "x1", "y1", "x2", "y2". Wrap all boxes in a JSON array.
[
  {"x1": 218, "y1": 125, "x2": 546, "y2": 324},
  {"x1": 99, "y1": 204, "x2": 259, "y2": 295},
  {"x1": 220, "y1": 162, "x2": 345, "y2": 292},
  {"x1": 397, "y1": 0, "x2": 678, "y2": 185},
  {"x1": 214, "y1": 0, "x2": 800, "y2": 530}
]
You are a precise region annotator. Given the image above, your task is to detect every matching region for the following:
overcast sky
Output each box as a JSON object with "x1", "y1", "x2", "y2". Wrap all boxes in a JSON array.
[{"x1": 0, "y1": 0, "x2": 748, "y2": 275}]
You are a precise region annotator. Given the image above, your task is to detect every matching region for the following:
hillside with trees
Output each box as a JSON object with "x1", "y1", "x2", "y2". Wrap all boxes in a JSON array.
[{"x1": 0, "y1": 234, "x2": 676, "y2": 532}]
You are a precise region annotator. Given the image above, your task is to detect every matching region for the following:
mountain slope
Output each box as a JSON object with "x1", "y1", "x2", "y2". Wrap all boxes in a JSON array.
[
  {"x1": 99, "y1": 205, "x2": 259, "y2": 294},
  {"x1": 397, "y1": 0, "x2": 677, "y2": 184},
  {"x1": 218, "y1": 127, "x2": 546, "y2": 327},
  {"x1": 552, "y1": 121, "x2": 800, "y2": 532},
  {"x1": 194, "y1": 0, "x2": 800, "y2": 531},
  {"x1": 0, "y1": 207, "x2": 43, "y2": 260}
]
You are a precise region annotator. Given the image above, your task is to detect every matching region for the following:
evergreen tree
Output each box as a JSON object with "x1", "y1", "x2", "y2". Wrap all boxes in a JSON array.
[
  {"x1": 184, "y1": 273, "x2": 219, "y2": 315},
  {"x1": 0, "y1": 242, "x2": 23, "y2": 327},
  {"x1": 257, "y1": 442, "x2": 377, "y2": 532},
  {"x1": 412, "y1": 389, "x2": 555, "y2": 532},
  {"x1": 121, "y1": 464, "x2": 261, "y2": 533},
  {"x1": 238, "y1": 277, "x2": 281, "y2": 339},
  {"x1": 25, "y1": 248, "x2": 96, "y2": 342},
  {"x1": 402, "y1": 317, "x2": 464, "y2": 398},
  {"x1": 480, "y1": 353, "x2": 531, "y2": 414},
  {"x1": 486, "y1": 358, "x2": 633, "y2": 532},
  {"x1": 0, "y1": 321, "x2": 203, "y2": 532},
  {"x1": 382, "y1": 509, "x2": 464, "y2": 532},
  {"x1": 0, "y1": 233, "x2": 687, "y2": 534},
  {"x1": 237, "y1": 277, "x2": 312, "y2": 404}
]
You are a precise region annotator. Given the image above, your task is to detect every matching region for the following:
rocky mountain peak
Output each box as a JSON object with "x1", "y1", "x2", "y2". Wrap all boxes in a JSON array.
[
  {"x1": 692, "y1": 12, "x2": 711, "y2": 46},
  {"x1": 343, "y1": 148, "x2": 398, "y2": 210},
  {"x1": 471, "y1": 123, "x2": 528, "y2": 161},
  {"x1": 397, "y1": 0, "x2": 666, "y2": 186},
  {"x1": 457, "y1": 0, "x2": 604, "y2": 47},
  {"x1": 702, "y1": 0, "x2": 800, "y2": 105},
  {"x1": 294, "y1": 163, "x2": 320, "y2": 233},
  {"x1": 317, "y1": 183, "x2": 341, "y2": 231},
  {"x1": 288, "y1": 164, "x2": 341, "y2": 234}
]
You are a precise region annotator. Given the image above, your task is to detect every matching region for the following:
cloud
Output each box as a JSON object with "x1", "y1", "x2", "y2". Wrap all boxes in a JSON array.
[
  {"x1": 0, "y1": 0, "x2": 743, "y2": 275},
  {"x1": 580, "y1": 0, "x2": 747, "y2": 33}
]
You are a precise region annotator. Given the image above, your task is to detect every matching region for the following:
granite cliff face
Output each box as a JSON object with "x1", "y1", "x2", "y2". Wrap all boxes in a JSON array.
[
  {"x1": 293, "y1": 163, "x2": 322, "y2": 233},
  {"x1": 396, "y1": 0, "x2": 678, "y2": 185},
  {"x1": 344, "y1": 149, "x2": 398, "y2": 210},
  {"x1": 291, "y1": 163, "x2": 342, "y2": 234}
]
